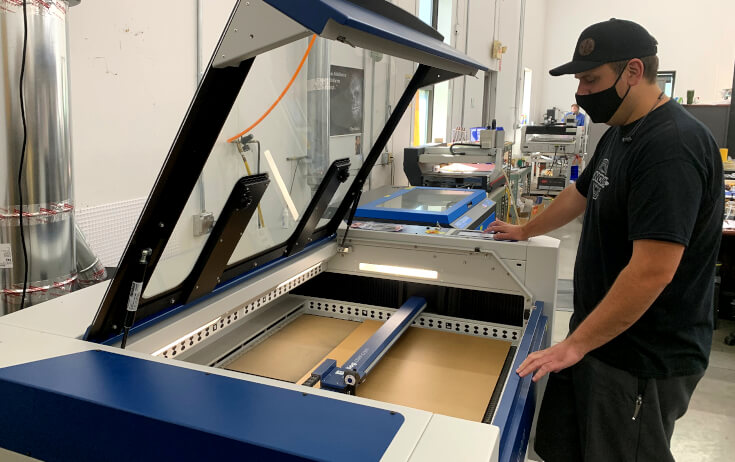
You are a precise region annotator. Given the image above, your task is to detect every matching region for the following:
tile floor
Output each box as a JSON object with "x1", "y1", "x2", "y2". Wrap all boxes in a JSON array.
[{"x1": 543, "y1": 220, "x2": 735, "y2": 461}]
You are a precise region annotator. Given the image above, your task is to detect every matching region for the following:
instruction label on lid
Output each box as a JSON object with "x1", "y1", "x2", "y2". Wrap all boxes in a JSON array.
[{"x1": 0, "y1": 244, "x2": 12, "y2": 269}]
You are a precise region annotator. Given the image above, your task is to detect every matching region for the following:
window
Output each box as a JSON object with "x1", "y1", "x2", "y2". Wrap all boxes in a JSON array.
[
  {"x1": 520, "y1": 68, "x2": 532, "y2": 125},
  {"x1": 414, "y1": 0, "x2": 453, "y2": 145},
  {"x1": 142, "y1": 39, "x2": 418, "y2": 299},
  {"x1": 656, "y1": 71, "x2": 676, "y2": 98},
  {"x1": 416, "y1": 88, "x2": 432, "y2": 146}
]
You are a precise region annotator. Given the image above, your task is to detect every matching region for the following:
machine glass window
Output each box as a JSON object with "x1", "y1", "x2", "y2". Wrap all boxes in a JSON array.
[{"x1": 142, "y1": 38, "x2": 416, "y2": 299}]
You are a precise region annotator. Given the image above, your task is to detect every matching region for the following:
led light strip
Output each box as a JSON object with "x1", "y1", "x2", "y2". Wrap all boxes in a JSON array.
[
  {"x1": 358, "y1": 263, "x2": 438, "y2": 280},
  {"x1": 153, "y1": 263, "x2": 324, "y2": 358}
]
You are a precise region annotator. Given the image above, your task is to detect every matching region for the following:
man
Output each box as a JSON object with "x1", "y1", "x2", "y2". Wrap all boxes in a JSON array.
[
  {"x1": 565, "y1": 103, "x2": 586, "y2": 126},
  {"x1": 489, "y1": 19, "x2": 723, "y2": 461}
]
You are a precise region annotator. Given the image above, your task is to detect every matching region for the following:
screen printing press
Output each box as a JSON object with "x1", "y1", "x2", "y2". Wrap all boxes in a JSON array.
[
  {"x1": 0, "y1": 2, "x2": 559, "y2": 461},
  {"x1": 521, "y1": 123, "x2": 586, "y2": 193},
  {"x1": 353, "y1": 186, "x2": 496, "y2": 230},
  {"x1": 403, "y1": 144, "x2": 506, "y2": 191}
]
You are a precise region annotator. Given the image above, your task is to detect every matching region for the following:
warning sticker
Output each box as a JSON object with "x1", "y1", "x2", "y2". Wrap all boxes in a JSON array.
[
  {"x1": 127, "y1": 281, "x2": 143, "y2": 312},
  {"x1": 0, "y1": 244, "x2": 12, "y2": 269}
]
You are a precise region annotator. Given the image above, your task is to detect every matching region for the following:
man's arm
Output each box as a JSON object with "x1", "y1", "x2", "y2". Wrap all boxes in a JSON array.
[
  {"x1": 488, "y1": 184, "x2": 587, "y2": 240},
  {"x1": 517, "y1": 239, "x2": 685, "y2": 382}
]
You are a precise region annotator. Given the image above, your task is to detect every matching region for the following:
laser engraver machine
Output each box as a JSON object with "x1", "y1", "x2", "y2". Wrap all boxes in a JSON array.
[{"x1": 0, "y1": 2, "x2": 559, "y2": 461}]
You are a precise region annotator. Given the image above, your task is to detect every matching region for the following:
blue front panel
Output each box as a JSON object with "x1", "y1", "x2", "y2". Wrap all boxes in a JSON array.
[
  {"x1": 0, "y1": 351, "x2": 403, "y2": 462},
  {"x1": 492, "y1": 304, "x2": 547, "y2": 462}
]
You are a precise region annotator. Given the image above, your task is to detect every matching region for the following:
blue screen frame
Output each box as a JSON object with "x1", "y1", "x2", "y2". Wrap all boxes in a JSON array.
[{"x1": 355, "y1": 187, "x2": 486, "y2": 226}]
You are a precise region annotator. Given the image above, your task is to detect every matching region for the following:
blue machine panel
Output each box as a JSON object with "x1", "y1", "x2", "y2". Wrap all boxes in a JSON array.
[
  {"x1": 264, "y1": 0, "x2": 487, "y2": 73},
  {"x1": 477, "y1": 212, "x2": 496, "y2": 231},
  {"x1": 355, "y1": 187, "x2": 486, "y2": 226},
  {"x1": 0, "y1": 351, "x2": 404, "y2": 462},
  {"x1": 492, "y1": 303, "x2": 548, "y2": 462}
]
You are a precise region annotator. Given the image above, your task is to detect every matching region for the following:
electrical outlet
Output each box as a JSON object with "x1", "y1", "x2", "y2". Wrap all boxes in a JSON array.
[
  {"x1": 193, "y1": 212, "x2": 215, "y2": 237},
  {"x1": 491, "y1": 41, "x2": 508, "y2": 60}
]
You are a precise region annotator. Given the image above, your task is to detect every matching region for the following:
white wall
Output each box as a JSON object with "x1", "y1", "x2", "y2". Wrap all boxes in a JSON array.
[
  {"x1": 541, "y1": 0, "x2": 735, "y2": 117},
  {"x1": 68, "y1": 1, "x2": 196, "y2": 209},
  {"x1": 493, "y1": 0, "x2": 523, "y2": 137}
]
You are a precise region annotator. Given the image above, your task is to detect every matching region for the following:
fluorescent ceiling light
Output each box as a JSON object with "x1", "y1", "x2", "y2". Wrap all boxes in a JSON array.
[{"x1": 359, "y1": 263, "x2": 438, "y2": 279}]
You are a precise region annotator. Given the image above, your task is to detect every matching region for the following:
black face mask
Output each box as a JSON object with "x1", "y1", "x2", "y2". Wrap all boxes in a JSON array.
[{"x1": 576, "y1": 63, "x2": 631, "y2": 124}]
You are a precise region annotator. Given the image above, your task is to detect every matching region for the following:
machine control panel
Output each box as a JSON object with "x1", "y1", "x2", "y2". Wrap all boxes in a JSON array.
[{"x1": 450, "y1": 197, "x2": 496, "y2": 230}]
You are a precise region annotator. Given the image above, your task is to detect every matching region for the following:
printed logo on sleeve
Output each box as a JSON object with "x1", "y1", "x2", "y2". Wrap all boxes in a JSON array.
[{"x1": 592, "y1": 159, "x2": 610, "y2": 200}]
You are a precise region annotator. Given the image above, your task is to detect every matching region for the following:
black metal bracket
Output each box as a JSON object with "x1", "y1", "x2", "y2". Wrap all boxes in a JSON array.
[
  {"x1": 86, "y1": 57, "x2": 255, "y2": 343},
  {"x1": 285, "y1": 158, "x2": 351, "y2": 256},
  {"x1": 181, "y1": 174, "x2": 270, "y2": 304},
  {"x1": 339, "y1": 190, "x2": 362, "y2": 248}
]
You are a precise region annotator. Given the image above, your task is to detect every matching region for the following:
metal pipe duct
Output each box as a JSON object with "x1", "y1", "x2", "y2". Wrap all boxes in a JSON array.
[
  {"x1": 75, "y1": 223, "x2": 106, "y2": 289},
  {"x1": 0, "y1": 0, "x2": 82, "y2": 314}
]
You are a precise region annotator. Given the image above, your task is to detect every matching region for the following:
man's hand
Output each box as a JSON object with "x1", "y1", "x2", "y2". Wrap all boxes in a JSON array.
[
  {"x1": 486, "y1": 219, "x2": 528, "y2": 240},
  {"x1": 516, "y1": 338, "x2": 586, "y2": 382}
]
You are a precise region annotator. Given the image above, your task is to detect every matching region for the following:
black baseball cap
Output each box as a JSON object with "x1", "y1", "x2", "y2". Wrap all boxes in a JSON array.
[{"x1": 549, "y1": 19, "x2": 658, "y2": 76}]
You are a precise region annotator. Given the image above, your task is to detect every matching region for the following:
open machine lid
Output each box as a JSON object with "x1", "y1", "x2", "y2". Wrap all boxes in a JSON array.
[{"x1": 85, "y1": 0, "x2": 488, "y2": 343}]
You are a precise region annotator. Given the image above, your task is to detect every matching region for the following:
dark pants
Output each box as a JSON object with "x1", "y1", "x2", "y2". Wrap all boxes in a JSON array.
[{"x1": 534, "y1": 355, "x2": 703, "y2": 462}]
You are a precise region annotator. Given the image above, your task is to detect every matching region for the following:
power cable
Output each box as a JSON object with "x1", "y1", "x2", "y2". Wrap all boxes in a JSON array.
[
  {"x1": 289, "y1": 158, "x2": 302, "y2": 194},
  {"x1": 18, "y1": 0, "x2": 30, "y2": 310},
  {"x1": 449, "y1": 142, "x2": 477, "y2": 155}
]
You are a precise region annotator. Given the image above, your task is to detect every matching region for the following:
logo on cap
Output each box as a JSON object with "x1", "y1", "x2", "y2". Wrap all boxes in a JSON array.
[{"x1": 578, "y1": 38, "x2": 595, "y2": 57}]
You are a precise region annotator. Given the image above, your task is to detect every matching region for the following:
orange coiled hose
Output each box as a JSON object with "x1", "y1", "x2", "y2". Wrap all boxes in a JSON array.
[{"x1": 227, "y1": 34, "x2": 318, "y2": 143}]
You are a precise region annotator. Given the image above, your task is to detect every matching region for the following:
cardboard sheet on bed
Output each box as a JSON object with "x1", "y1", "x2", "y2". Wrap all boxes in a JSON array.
[{"x1": 227, "y1": 315, "x2": 511, "y2": 421}]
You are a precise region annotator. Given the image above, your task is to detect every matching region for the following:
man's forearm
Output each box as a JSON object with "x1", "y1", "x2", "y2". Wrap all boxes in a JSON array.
[
  {"x1": 567, "y1": 263, "x2": 669, "y2": 355},
  {"x1": 523, "y1": 185, "x2": 586, "y2": 238},
  {"x1": 516, "y1": 240, "x2": 683, "y2": 382}
]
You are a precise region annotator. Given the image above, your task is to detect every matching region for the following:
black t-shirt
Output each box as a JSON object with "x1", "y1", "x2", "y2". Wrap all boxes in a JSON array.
[{"x1": 573, "y1": 100, "x2": 724, "y2": 378}]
